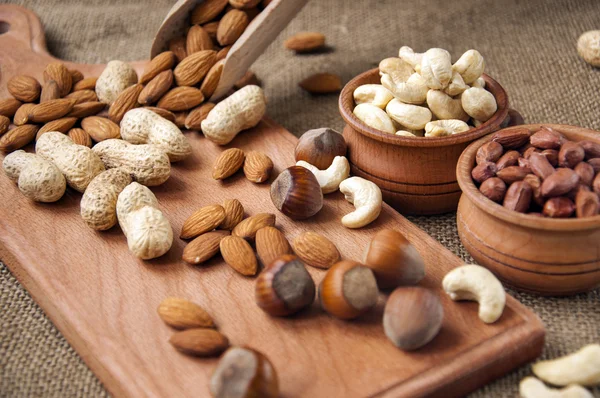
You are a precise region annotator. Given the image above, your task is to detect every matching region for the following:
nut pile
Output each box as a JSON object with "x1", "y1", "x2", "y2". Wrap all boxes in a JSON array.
[
  {"x1": 352, "y1": 46, "x2": 498, "y2": 137},
  {"x1": 472, "y1": 126, "x2": 600, "y2": 218}
]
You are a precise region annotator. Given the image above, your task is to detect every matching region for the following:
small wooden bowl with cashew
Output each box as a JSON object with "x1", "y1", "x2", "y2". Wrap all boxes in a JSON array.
[
  {"x1": 456, "y1": 124, "x2": 600, "y2": 296},
  {"x1": 339, "y1": 68, "x2": 516, "y2": 215}
]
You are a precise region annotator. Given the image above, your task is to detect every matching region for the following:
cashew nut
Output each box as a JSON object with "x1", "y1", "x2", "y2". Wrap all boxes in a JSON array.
[
  {"x1": 577, "y1": 30, "x2": 600, "y2": 67},
  {"x1": 532, "y1": 344, "x2": 600, "y2": 387},
  {"x1": 353, "y1": 103, "x2": 396, "y2": 134},
  {"x1": 442, "y1": 264, "x2": 506, "y2": 323},
  {"x1": 444, "y1": 71, "x2": 468, "y2": 96},
  {"x1": 201, "y1": 85, "x2": 266, "y2": 145},
  {"x1": 472, "y1": 76, "x2": 486, "y2": 89},
  {"x1": 36, "y1": 132, "x2": 105, "y2": 193},
  {"x1": 461, "y1": 87, "x2": 497, "y2": 122},
  {"x1": 296, "y1": 156, "x2": 350, "y2": 194},
  {"x1": 420, "y1": 48, "x2": 453, "y2": 89},
  {"x1": 453, "y1": 49, "x2": 485, "y2": 84},
  {"x1": 93, "y1": 139, "x2": 171, "y2": 186},
  {"x1": 116, "y1": 182, "x2": 173, "y2": 260},
  {"x1": 2, "y1": 150, "x2": 66, "y2": 202},
  {"x1": 379, "y1": 57, "x2": 414, "y2": 84},
  {"x1": 386, "y1": 98, "x2": 432, "y2": 130},
  {"x1": 381, "y1": 72, "x2": 428, "y2": 105},
  {"x1": 395, "y1": 130, "x2": 416, "y2": 137},
  {"x1": 81, "y1": 168, "x2": 132, "y2": 230},
  {"x1": 353, "y1": 84, "x2": 394, "y2": 109},
  {"x1": 120, "y1": 108, "x2": 191, "y2": 162},
  {"x1": 398, "y1": 46, "x2": 423, "y2": 68},
  {"x1": 426, "y1": 90, "x2": 469, "y2": 121},
  {"x1": 338, "y1": 176, "x2": 382, "y2": 228},
  {"x1": 519, "y1": 377, "x2": 593, "y2": 398},
  {"x1": 95, "y1": 60, "x2": 138, "y2": 105}
]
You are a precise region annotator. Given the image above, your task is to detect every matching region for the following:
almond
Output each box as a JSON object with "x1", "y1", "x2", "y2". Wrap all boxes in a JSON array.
[
  {"x1": 157, "y1": 86, "x2": 205, "y2": 111},
  {"x1": 0, "y1": 125, "x2": 39, "y2": 153},
  {"x1": 81, "y1": 116, "x2": 121, "y2": 142},
  {"x1": 173, "y1": 50, "x2": 217, "y2": 87},
  {"x1": 284, "y1": 32, "x2": 326, "y2": 53},
  {"x1": 43, "y1": 62, "x2": 72, "y2": 96},
  {"x1": 185, "y1": 102, "x2": 215, "y2": 130},
  {"x1": 200, "y1": 59, "x2": 224, "y2": 99},
  {"x1": 243, "y1": 151, "x2": 273, "y2": 183},
  {"x1": 157, "y1": 297, "x2": 215, "y2": 329},
  {"x1": 299, "y1": 73, "x2": 342, "y2": 94},
  {"x1": 492, "y1": 128, "x2": 531, "y2": 149},
  {"x1": 36, "y1": 117, "x2": 78, "y2": 140},
  {"x1": 174, "y1": 111, "x2": 188, "y2": 129},
  {"x1": 0, "y1": 115, "x2": 10, "y2": 136},
  {"x1": 73, "y1": 77, "x2": 98, "y2": 91},
  {"x1": 183, "y1": 230, "x2": 230, "y2": 264},
  {"x1": 28, "y1": 99, "x2": 76, "y2": 123},
  {"x1": 220, "y1": 236, "x2": 257, "y2": 275},
  {"x1": 212, "y1": 148, "x2": 245, "y2": 180},
  {"x1": 292, "y1": 231, "x2": 340, "y2": 269},
  {"x1": 40, "y1": 80, "x2": 61, "y2": 103},
  {"x1": 66, "y1": 102, "x2": 106, "y2": 118},
  {"x1": 139, "y1": 51, "x2": 176, "y2": 84},
  {"x1": 169, "y1": 328, "x2": 229, "y2": 357},
  {"x1": 7, "y1": 75, "x2": 41, "y2": 102},
  {"x1": 65, "y1": 89, "x2": 98, "y2": 104},
  {"x1": 108, "y1": 83, "x2": 144, "y2": 123},
  {"x1": 168, "y1": 36, "x2": 188, "y2": 63},
  {"x1": 181, "y1": 205, "x2": 226, "y2": 239},
  {"x1": 0, "y1": 98, "x2": 22, "y2": 118},
  {"x1": 191, "y1": 0, "x2": 229, "y2": 25},
  {"x1": 203, "y1": 21, "x2": 219, "y2": 40},
  {"x1": 234, "y1": 70, "x2": 260, "y2": 89},
  {"x1": 217, "y1": 9, "x2": 249, "y2": 46},
  {"x1": 144, "y1": 106, "x2": 176, "y2": 123},
  {"x1": 216, "y1": 46, "x2": 231, "y2": 62},
  {"x1": 255, "y1": 226, "x2": 292, "y2": 266},
  {"x1": 219, "y1": 199, "x2": 245, "y2": 230},
  {"x1": 187, "y1": 25, "x2": 214, "y2": 54},
  {"x1": 69, "y1": 69, "x2": 84, "y2": 85},
  {"x1": 138, "y1": 70, "x2": 173, "y2": 105},
  {"x1": 13, "y1": 103, "x2": 36, "y2": 125},
  {"x1": 232, "y1": 213, "x2": 275, "y2": 240},
  {"x1": 68, "y1": 128, "x2": 92, "y2": 147}
]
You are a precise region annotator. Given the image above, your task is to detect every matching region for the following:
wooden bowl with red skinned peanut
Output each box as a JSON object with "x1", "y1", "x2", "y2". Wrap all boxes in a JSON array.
[
  {"x1": 456, "y1": 124, "x2": 600, "y2": 296},
  {"x1": 339, "y1": 67, "x2": 518, "y2": 215}
]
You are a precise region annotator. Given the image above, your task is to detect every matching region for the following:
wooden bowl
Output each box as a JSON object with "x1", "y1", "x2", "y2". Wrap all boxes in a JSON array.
[
  {"x1": 339, "y1": 68, "x2": 512, "y2": 215},
  {"x1": 456, "y1": 124, "x2": 600, "y2": 296}
]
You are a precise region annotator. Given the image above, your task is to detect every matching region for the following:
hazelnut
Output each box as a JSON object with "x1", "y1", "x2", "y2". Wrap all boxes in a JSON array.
[
  {"x1": 471, "y1": 161, "x2": 497, "y2": 183},
  {"x1": 574, "y1": 162, "x2": 595, "y2": 187},
  {"x1": 497, "y1": 166, "x2": 530, "y2": 184},
  {"x1": 576, "y1": 189, "x2": 600, "y2": 218},
  {"x1": 363, "y1": 229, "x2": 425, "y2": 289},
  {"x1": 383, "y1": 287, "x2": 444, "y2": 351},
  {"x1": 543, "y1": 197, "x2": 575, "y2": 218},
  {"x1": 558, "y1": 141, "x2": 585, "y2": 169},
  {"x1": 475, "y1": 141, "x2": 503, "y2": 165},
  {"x1": 479, "y1": 177, "x2": 506, "y2": 203},
  {"x1": 210, "y1": 347, "x2": 279, "y2": 398},
  {"x1": 255, "y1": 255, "x2": 315, "y2": 316},
  {"x1": 270, "y1": 166, "x2": 323, "y2": 220},
  {"x1": 588, "y1": 158, "x2": 600, "y2": 174},
  {"x1": 496, "y1": 150, "x2": 520, "y2": 170},
  {"x1": 319, "y1": 260, "x2": 379, "y2": 320},
  {"x1": 579, "y1": 140, "x2": 600, "y2": 159},
  {"x1": 294, "y1": 127, "x2": 347, "y2": 170}
]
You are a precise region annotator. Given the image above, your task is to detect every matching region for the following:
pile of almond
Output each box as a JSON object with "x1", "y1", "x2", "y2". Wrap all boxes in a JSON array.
[{"x1": 472, "y1": 126, "x2": 600, "y2": 218}]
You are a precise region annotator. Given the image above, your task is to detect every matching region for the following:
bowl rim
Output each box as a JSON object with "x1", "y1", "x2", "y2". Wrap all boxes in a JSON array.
[
  {"x1": 456, "y1": 124, "x2": 600, "y2": 231},
  {"x1": 338, "y1": 67, "x2": 510, "y2": 148}
]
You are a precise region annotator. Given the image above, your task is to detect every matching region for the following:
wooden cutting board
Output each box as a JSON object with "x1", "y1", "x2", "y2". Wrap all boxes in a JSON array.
[{"x1": 0, "y1": 5, "x2": 545, "y2": 398}]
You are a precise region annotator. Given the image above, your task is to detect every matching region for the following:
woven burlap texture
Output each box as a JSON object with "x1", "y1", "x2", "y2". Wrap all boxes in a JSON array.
[{"x1": 1, "y1": 0, "x2": 599, "y2": 397}]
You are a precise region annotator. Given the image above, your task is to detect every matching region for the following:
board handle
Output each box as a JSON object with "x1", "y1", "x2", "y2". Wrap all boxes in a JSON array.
[{"x1": 0, "y1": 4, "x2": 50, "y2": 55}]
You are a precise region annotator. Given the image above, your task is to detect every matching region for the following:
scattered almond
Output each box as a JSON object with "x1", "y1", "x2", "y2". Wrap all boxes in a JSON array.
[
  {"x1": 181, "y1": 204, "x2": 227, "y2": 239},
  {"x1": 7, "y1": 75, "x2": 41, "y2": 103},
  {"x1": 220, "y1": 236, "x2": 258, "y2": 275},
  {"x1": 66, "y1": 102, "x2": 106, "y2": 118},
  {"x1": 0, "y1": 125, "x2": 39, "y2": 153},
  {"x1": 200, "y1": 59, "x2": 224, "y2": 99},
  {"x1": 36, "y1": 117, "x2": 78, "y2": 140},
  {"x1": 139, "y1": 51, "x2": 176, "y2": 84},
  {"x1": 183, "y1": 230, "x2": 230, "y2": 264},
  {"x1": 13, "y1": 103, "x2": 36, "y2": 125},
  {"x1": 173, "y1": 111, "x2": 188, "y2": 129},
  {"x1": 255, "y1": 226, "x2": 292, "y2": 267},
  {"x1": 185, "y1": 102, "x2": 215, "y2": 130},
  {"x1": 284, "y1": 32, "x2": 326, "y2": 53},
  {"x1": 65, "y1": 89, "x2": 98, "y2": 104},
  {"x1": 68, "y1": 128, "x2": 92, "y2": 147},
  {"x1": 212, "y1": 148, "x2": 245, "y2": 180},
  {"x1": 169, "y1": 328, "x2": 229, "y2": 357},
  {"x1": 243, "y1": 151, "x2": 273, "y2": 183},
  {"x1": 158, "y1": 297, "x2": 215, "y2": 329},
  {"x1": 69, "y1": 69, "x2": 84, "y2": 85},
  {"x1": 219, "y1": 199, "x2": 245, "y2": 230},
  {"x1": 217, "y1": 9, "x2": 249, "y2": 46},
  {"x1": 187, "y1": 25, "x2": 214, "y2": 54},
  {"x1": 28, "y1": 99, "x2": 76, "y2": 123},
  {"x1": 144, "y1": 106, "x2": 176, "y2": 123},
  {"x1": 73, "y1": 77, "x2": 98, "y2": 92},
  {"x1": 138, "y1": 70, "x2": 173, "y2": 105},
  {"x1": 299, "y1": 73, "x2": 342, "y2": 94},
  {"x1": 234, "y1": 71, "x2": 260, "y2": 89},
  {"x1": 0, "y1": 116, "x2": 10, "y2": 136},
  {"x1": 157, "y1": 86, "x2": 205, "y2": 111},
  {"x1": 43, "y1": 62, "x2": 72, "y2": 96},
  {"x1": 232, "y1": 213, "x2": 275, "y2": 240},
  {"x1": 108, "y1": 83, "x2": 144, "y2": 123},
  {"x1": 40, "y1": 80, "x2": 60, "y2": 103},
  {"x1": 292, "y1": 231, "x2": 340, "y2": 269},
  {"x1": 191, "y1": 0, "x2": 229, "y2": 25},
  {"x1": 0, "y1": 98, "x2": 22, "y2": 118},
  {"x1": 81, "y1": 116, "x2": 121, "y2": 142},
  {"x1": 173, "y1": 50, "x2": 217, "y2": 87},
  {"x1": 168, "y1": 36, "x2": 188, "y2": 63}
]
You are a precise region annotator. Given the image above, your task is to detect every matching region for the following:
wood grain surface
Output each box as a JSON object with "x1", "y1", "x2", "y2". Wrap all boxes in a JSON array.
[{"x1": 0, "y1": 5, "x2": 545, "y2": 398}]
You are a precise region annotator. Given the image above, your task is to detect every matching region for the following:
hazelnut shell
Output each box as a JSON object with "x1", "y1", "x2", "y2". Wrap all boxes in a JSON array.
[
  {"x1": 270, "y1": 166, "x2": 323, "y2": 220},
  {"x1": 294, "y1": 127, "x2": 347, "y2": 170}
]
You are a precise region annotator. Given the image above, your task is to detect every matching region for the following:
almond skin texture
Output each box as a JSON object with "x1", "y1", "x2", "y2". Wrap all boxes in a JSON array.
[
  {"x1": 185, "y1": 102, "x2": 215, "y2": 130},
  {"x1": 220, "y1": 236, "x2": 258, "y2": 275},
  {"x1": 169, "y1": 36, "x2": 188, "y2": 63},
  {"x1": 200, "y1": 59, "x2": 224, "y2": 99},
  {"x1": 13, "y1": 103, "x2": 36, "y2": 126},
  {"x1": 158, "y1": 297, "x2": 215, "y2": 329},
  {"x1": 492, "y1": 128, "x2": 531, "y2": 149},
  {"x1": 73, "y1": 77, "x2": 98, "y2": 91},
  {"x1": 138, "y1": 70, "x2": 173, "y2": 105},
  {"x1": 183, "y1": 230, "x2": 230, "y2": 264},
  {"x1": 68, "y1": 128, "x2": 92, "y2": 147},
  {"x1": 43, "y1": 62, "x2": 72, "y2": 97},
  {"x1": 40, "y1": 80, "x2": 61, "y2": 103},
  {"x1": 174, "y1": 50, "x2": 217, "y2": 87},
  {"x1": 217, "y1": 9, "x2": 249, "y2": 46},
  {"x1": 255, "y1": 226, "x2": 292, "y2": 267},
  {"x1": 0, "y1": 98, "x2": 22, "y2": 118},
  {"x1": 213, "y1": 148, "x2": 245, "y2": 180},
  {"x1": 191, "y1": 0, "x2": 229, "y2": 25},
  {"x1": 108, "y1": 83, "x2": 144, "y2": 123},
  {"x1": 140, "y1": 51, "x2": 176, "y2": 84},
  {"x1": 66, "y1": 102, "x2": 106, "y2": 118},
  {"x1": 243, "y1": 151, "x2": 273, "y2": 183},
  {"x1": 0, "y1": 125, "x2": 39, "y2": 153},
  {"x1": 284, "y1": 32, "x2": 326, "y2": 53},
  {"x1": 81, "y1": 116, "x2": 121, "y2": 142},
  {"x1": 232, "y1": 213, "x2": 276, "y2": 240},
  {"x1": 0, "y1": 115, "x2": 9, "y2": 136},
  {"x1": 187, "y1": 25, "x2": 214, "y2": 54},
  {"x1": 8, "y1": 75, "x2": 41, "y2": 102},
  {"x1": 299, "y1": 73, "x2": 342, "y2": 94},
  {"x1": 219, "y1": 199, "x2": 245, "y2": 230},
  {"x1": 70, "y1": 69, "x2": 84, "y2": 85},
  {"x1": 181, "y1": 205, "x2": 226, "y2": 239},
  {"x1": 37, "y1": 117, "x2": 78, "y2": 140},
  {"x1": 28, "y1": 99, "x2": 76, "y2": 123},
  {"x1": 144, "y1": 106, "x2": 176, "y2": 123},
  {"x1": 65, "y1": 89, "x2": 98, "y2": 104},
  {"x1": 169, "y1": 328, "x2": 229, "y2": 357},
  {"x1": 157, "y1": 86, "x2": 205, "y2": 111},
  {"x1": 292, "y1": 231, "x2": 340, "y2": 269}
]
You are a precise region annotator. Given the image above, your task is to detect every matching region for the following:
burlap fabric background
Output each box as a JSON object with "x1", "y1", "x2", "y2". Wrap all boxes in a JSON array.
[{"x1": 1, "y1": 0, "x2": 599, "y2": 396}]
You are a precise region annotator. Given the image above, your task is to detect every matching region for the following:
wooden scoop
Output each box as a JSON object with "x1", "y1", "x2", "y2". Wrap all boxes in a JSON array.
[{"x1": 151, "y1": 0, "x2": 308, "y2": 101}]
